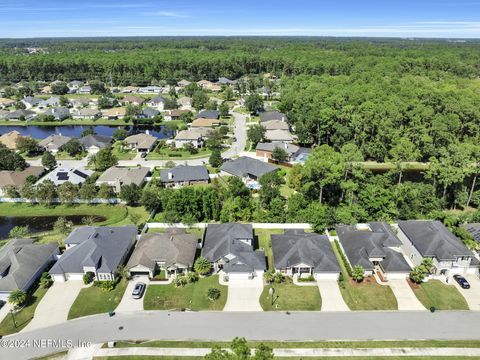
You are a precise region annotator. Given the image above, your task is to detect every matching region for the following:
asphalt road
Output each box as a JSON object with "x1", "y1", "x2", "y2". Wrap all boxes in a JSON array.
[{"x1": 2, "y1": 311, "x2": 480, "y2": 359}]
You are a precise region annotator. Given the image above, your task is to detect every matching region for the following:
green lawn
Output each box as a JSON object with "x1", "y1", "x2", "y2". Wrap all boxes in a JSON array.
[
  {"x1": 0, "y1": 285, "x2": 48, "y2": 335},
  {"x1": 254, "y1": 228, "x2": 284, "y2": 270},
  {"x1": 332, "y1": 242, "x2": 398, "y2": 310},
  {"x1": 260, "y1": 277, "x2": 321, "y2": 311},
  {"x1": 410, "y1": 280, "x2": 469, "y2": 310},
  {"x1": 112, "y1": 143, "x2": 137, "y2": 160},
  {"x1": 143, "y1": 275, "x2": 226, "y2": 311},
  {"x1": 146, "y1": 148, "x2": 211, "y2": 160},
  {"x1": 68, "y1": 279, "x2": 128, "y2": 320}
]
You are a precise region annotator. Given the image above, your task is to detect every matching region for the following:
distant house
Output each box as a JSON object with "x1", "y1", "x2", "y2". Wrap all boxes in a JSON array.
[
  {"x1": 177, "y1": 79, "x2": 191, "y2": 88},
  {"x1": 260, "y1": 111, "x2": 288, "y2": 123},
  {"x1": 160, "y1": 165, "x2": 209, "y2": 188},
  {"x1": 79, "y1": 134, "x2": 111, "y2": 154},
  {"x1": 72, "y1": 108, "x2": 101, "y2": 120},
  {"x1": 49, "y1": 226, "x2": 137, "y2": 282},
  {"x1": 124, "y1": 133, "x2": 157, "y2": 152},
  {"x1": 7, "y1": 109, "x2": 36, "y2": 121},
  {"x1": 22, "y1": 96, "x2": 42, "y2": 109},
  {"x1": 0, "y1": 130, "x2": 28, "y2": 150},
  {"x1": 121, "y1": 86, "x2": 140, "y2": 94},
  {"x1": 271, "y1": 230, "x2": 341, "y2": 279},
  {"x1": 38, "y1": 97, "x2": 61, "y2": 109},
  {"x1": 177, "y1": 96, "x2": 192, "y2": 110},
  {"x1": 44, "y1": 107, "x2": 70, "y2": 121},
  {"x1": 261, "y1": 119, "x2": 289, "y2": 131},
  {"x1": 139, "y1": 107, "x2": 160, "y2": 119},
  {"x1": 96, "y1": 166, "x2": 150, "y2": 193},
  {"x1": 0, "y1": 239, "x2": 59, "y2": 301},
  {"x1": 0, "y1": 110, "x2": 10, "y2": 120},
  {"x1": 174, "y1": 129, "x2": 206, "y2": 149},
  {"x1": 196, "y1": 110, "x2": 219, "y2": 119},
  {"x1": 256, "y1": 142, "x2": 309, "y2": 162},
  {"x1": 164, "y1": 109, "x2": 190, "y2": 121},
  {"x1": 0, "y1": 166, "x2": 45, "y2": 196},
  {"x1": 146, "y1": 96, "x2": 167, "y2": 110},
  {"x1": 217, "y1": 77, "x2": 237, "y2": 85},
  {"x1": 138, "y1": 86, "x2": 162, "y2": 94},
  {"x1": 38, "y1": 134, "x2": 71, "y2": 154},
  {"x1": 336, "y1": 222, "x2": 412, "y2": 279},
  {"x1": 122, "y1": 95, "x2": 145, "y2": 106},
  {"x1": 0, "y1": 98, "x2": 16, "y2": 109},
  {"x1": 127, "y1": 229, "x2": 198, "y2": 278},
  {"x1": 101, "y1": 107, "x2": 126, "y2": 120},
  {"x1": 264, "y1": 129, "x2": 296, "y2": 143},
  {"x1": 203, "y1": 223, "x2": 266, "y2": 280},
  {"x1": 397, "y1": 220, "x2": 479, "y2": 276},
  {"x1": 37, "y1": 166, "x2": 93, "y2": 186},
  {"x1": 463, "y1": 223, "x2": 480, "y2": 244},
  {"x1": 191, "y1": 118, "x2": 221, "y2": 128},
  {"x1": 68, "y1": 80, "x2": 84, "y2": 89},
  {"x1": 70, "y1": 98, "x2": 91, "y2": 109},
  {"x1": 220, "y1": 156, "x2": 278, "y2": 184},
  {"x1": 78, "y1": 85, "x2": 92, "y2": 94}
]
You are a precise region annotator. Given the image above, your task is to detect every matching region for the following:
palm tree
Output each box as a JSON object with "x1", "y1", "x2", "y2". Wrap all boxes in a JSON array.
[
  {"x1": 8, "y1": 289, "x2": 27, "y2": 308},
  {"x1": 420, "y1": 258, "x2": 435, "y2": 274},
  {"x1": 117, "y1": 265, "x2": 130, "y2": 280},
  {"x1": 194, "y1": 257, "x2": 212, "y2": 275},
  {"x1": 409, "y1": 266, "x2": 426, "y2": 284},
  {"x1": 351, "y1": 265, "x2": 365, "y2": 282}
]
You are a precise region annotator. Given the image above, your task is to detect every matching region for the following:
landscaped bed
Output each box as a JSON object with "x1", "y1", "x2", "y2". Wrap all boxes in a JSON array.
[
  {"x1": 408, "y1": 279, "x2": 469, "y2": 310},
  {"x1": 68, "y1": 279, "x2": 128, "y2": 320},
  {"x1": 143, "y1": 275, "x2": 226, "y2": 311},
  {"x1": 260, "y1": 277, "x2": 321, "y2": 311}
]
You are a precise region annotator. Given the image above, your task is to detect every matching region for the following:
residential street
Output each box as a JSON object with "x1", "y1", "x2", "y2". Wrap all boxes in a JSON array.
[{"x1": 2, "y1": 311, "x2": 480, "y2": 359}]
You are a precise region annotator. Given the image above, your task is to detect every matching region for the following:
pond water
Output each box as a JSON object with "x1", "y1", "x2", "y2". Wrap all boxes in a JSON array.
[
  {"x1": 0, "y1": 215, "x2": 106, "y2": 239},
  {"x1": 0, "y1": 125, "x2": 172, "y2": 139}
]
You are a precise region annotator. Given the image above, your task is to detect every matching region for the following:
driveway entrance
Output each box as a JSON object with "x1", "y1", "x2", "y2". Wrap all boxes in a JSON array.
[
  {"x1": 388, "y1": 279, "x2": 425, "y2": 311},
  {"x1": 224, "y1": 277, "x2": 263, "y2": 311},
  {"x1": 115, "y1": 276, "x2": 150, "y2": 313},
  {"x1": 452, "y1": 275, "x2": 480, "y2": 310},
  {"x1": 316, "y1": 279, "x2": 349, "y2": 311}
]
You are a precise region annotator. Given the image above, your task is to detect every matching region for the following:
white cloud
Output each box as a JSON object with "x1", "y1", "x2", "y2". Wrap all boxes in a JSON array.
[{"x1": 143, "y1": 11, "x2": 190, "y2": 18}]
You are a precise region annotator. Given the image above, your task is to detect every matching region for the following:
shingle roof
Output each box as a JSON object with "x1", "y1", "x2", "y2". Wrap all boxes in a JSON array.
[
  {"x1": 255, "y1": 142, "x2": 300, "y2": 156},
  {"x1": 79, "y1": 134, "x2": 111, "y2": 149},
  {"x1": 175, "y1": 129, "x2": 206, "y2": 140},
  {"x1": 127, "y1": 230, "x2": 198, "y2": 272},
  {"x1": 38, "y1": 135, "x2": 71, "y2": 150},
  {"x1": 264, "y1": 129, "x2": 296, "y2": 142},
  {"x1": 220, "y1": 156, "x2": 278, "y2": 179},
  {"x1": 124, "y1": 133, "x2": 157, "y2": 149},
  {"x1": 196, "y1": 110, "x2": 219, "y2": 119},
  {"x1": 271, "y1": 232, "x2": 340, "y2": 273},
  {"x1": 23, "y1": 96, "x2": 42, "y2": 106},
  {"x1": 96, "y1": 166, "x2": 149, "y2": 187},
  {"x1": 260, "y1": 111, "x2": 288, "y2": 122},
  {"x1": 148, "y1": 96, "x2": 166, "y2": 104},
  {"x1": 0, "y1": 130, "x2": 24, "y2": 150},
  {"x1": 7, "y1": 109, "x2": 36, "y2": 120},
  {"x1": 261, "y1": 120, "x2": 290, "y2": 131},
  {"x1": 463, "y1": 223, "x2": 480, "y2": 243},
  {"x1": 160, "y1": 165, "x2": 209, "y2": 183},
  {"x1": 0, "y1": 166, "x2": 44, "y2": 188},
  {"x1": 37, "y1": 166, "x2": 92, "y2": 186},
  {"x1": 49, "y1": 226, "x2": 137, "y2": 275},
  {"x1": 398, "y1": 220, "x2": 473, "y2": 260}
]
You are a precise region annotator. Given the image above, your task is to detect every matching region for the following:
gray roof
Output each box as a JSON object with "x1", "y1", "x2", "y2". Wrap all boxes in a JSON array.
[
  {"x1": 203, "y1": 223, "x2": 266, "y2": 273},
  {"x1": 23, "y1": 96, "x2": 42, "y2": 106},
  {"x1": 39, "y1": 97, "x2": 61, "y2": 107},
  {"x1": 220, "y1": 156, "x2": 278, "y2": 179},
  {"x1": 79, "y1": 134, "x2": 111, "y2": 149},
  {"x1": 96, "y1": 166, "x2": 149, "y2": 187},
  {"x1": 37, "y1": 166, "x2": 93, "y2": 186},
  {"x1": 160, "y1": 165, "x2": 209, "y2": 183},
  {"x1": 336, "y1": 222, "x2": 411, "y2": 272},
  {"x1": 7, "y1": 109, "x2": 36, "y2": 120},
  {"x1": 271, "y1": 231, "x2": 340, "y2": 273},
  {"x1": 463, "y1": 223, "x2": 480, "y2": 243},
  {"x1": 398, "y1": 220, "x2": 474, "y2": 261},
  {"x1": 127, "y1": 230, "x2": 198, "y2": 272},
  {"x1": 45, "y1": 107, "x2": 70, "y2": 120},
  {"x1": 256, "y1": 142, "x2": 300, "y2": 156},
  {"x1": 124, "y1": 133, "x2": 157, "y2": 150},
  {"x1": 50, "y1": 226, "x2": 137, "y2": 275},
  {"x1": 261, "y1": 119, "x2": 290, "y2": 131},
  {"x1": 38, "y1": 134, "x2": 71, "y2": 150},
  {"x1": 260, "y1": 111, "x2": 287, "y2": 122},
  {"x1": 196, "y1": 110, "x2": 219, "y2": 119},
  {"x1": 148, "y1": 96, "x2": 166, "y2": 104},
  {"x1": 217, "y1": 77, "x2": 237, "y2": 85},
  {"x1": 0, "y1": 239, "x2": 58, "y2": 293}
]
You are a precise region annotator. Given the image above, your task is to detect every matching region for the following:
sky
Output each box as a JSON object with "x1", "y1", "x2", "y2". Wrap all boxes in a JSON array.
[{"x1": 1, "y1": 0, "x2": 480, "y2": 38}]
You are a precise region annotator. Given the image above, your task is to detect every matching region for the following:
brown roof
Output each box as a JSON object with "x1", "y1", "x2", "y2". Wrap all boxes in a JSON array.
[
  {"x1": 122, "y1": 95, "x2": 145, "y2": 105},
  {"x1": 0, "y1": 131, "x2": 26, "y2": 150},
  {"x1": 102, "y1": 107, "x2": 127, "y2": 117},
  {"x1": 0, "y1": 166, "x2": 44, "y2": 188},
  {"x1": 191, "y1": 118, "x2": 221, "y2": 127},
  {"x1": 169, "y1": 109, "x2": 190, "y2": 117},
  {"x1": 0, "y1": 98, "x2": 15, "y2": 107}
]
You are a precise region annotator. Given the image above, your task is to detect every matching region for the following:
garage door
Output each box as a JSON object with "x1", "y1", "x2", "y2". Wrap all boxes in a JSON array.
[
  {"x1": 315, "y1": 272, "x2": 339, "y2": 280},
  {"x1": 228, "y1": 272, "x2": 251, "y2": 280},
  {"x1": 130, "y1": 271, "x2": 151, "y2": 277},
  {"x1": 67, "y1": 273, "x2": 84, "y2": 281}
]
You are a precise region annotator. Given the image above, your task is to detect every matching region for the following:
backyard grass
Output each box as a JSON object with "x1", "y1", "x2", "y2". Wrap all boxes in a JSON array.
[
  {"x1": 143, "y1": 275, "x2": 226, "y2": 311},
  {"x1": 0, "y1": 285, "x2": 48, "y2": 335},
  {"x1": 260, "y1": 277, "x2": 321, "y2": 311},
  {"x1": 254, "y1": 228, "x2": 284, "y2": 270},
  {"x1": 409, "y1": 279, "x2": 469, "y2": 310},
  {"x1": 332, "y1": 242, "x2": 398, "y2": 310},
  {"x1": 146, "y1": 148, "x2": 211, "y2": 160},
  {"x1": 68, "y1": 279, "x2": 128, "y2": 320}
]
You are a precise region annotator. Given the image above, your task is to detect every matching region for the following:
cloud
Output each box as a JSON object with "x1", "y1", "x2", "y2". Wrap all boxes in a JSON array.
[{"x1": 143, "y1": 11, "x2": 190, "y2": 18}]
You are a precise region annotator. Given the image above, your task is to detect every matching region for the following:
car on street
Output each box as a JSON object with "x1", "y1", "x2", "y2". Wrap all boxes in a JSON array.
[
  {"x1": 453, "y1": 275, "x2": 470, "y2": 289},
  {"x1": 132, "y1": 282, "x2": 146, "y2": 299}
]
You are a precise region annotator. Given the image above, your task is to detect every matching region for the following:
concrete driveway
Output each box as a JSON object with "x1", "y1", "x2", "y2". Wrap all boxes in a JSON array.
[
  {"x1": 23, "y1": 281, "x2": 84, "y2": 332},
  {"x1": 316, "y1": 279, "x2": 350, "y2": 311},
  {"x1": 451, "y1": 275, "x2": 480, "y2": 310},
  {"x1": 223, "y1": 277, "x2": 263, "y2": 311},
  {"x1": 388, "y1": 279, "x2": 425, "y2": 311},
  {"x1": 115, "y1": 276, "x2": 150, "y2": 313}
]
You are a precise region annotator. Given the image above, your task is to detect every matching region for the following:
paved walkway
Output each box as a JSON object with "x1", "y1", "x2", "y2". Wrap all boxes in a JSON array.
[
  {"x1": 388, "y1": 279, "x2": 426, "y2": 311},
  {"x1": 22, "y1": 281, "x2": 84, "y2": 332},
  {"x1": 451, "y1": 275, "x2": 480, "y2": 311},
  {"x1": 115, "y1": 277, "x2": 150, "y2": 313},
  {"x1": 223, "y1": 277, "x2": 264, "y2": 311},
  {"x1": 316, "y1": 279, "x2": 350, "y2": 311}
]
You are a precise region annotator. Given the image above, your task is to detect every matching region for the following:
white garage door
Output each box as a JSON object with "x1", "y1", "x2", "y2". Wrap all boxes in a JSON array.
[
  {"x1": 315, "y1": 272, "x2": 339, "y2": 280},
  {"x1": 66, "y1": 273, "x2": 84, "y2": 281},
  {"x1": 386, "y1": 272, "x2": 409, "y2": 280},
  {"x1": 228, "y1": 272, "x2": 251, "y2": 280},
  {"x1": 52, "y1": 274, "x2": 66, "y2": 282}
]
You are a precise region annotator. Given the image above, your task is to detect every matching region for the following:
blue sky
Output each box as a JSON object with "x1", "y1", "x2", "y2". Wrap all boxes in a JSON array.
[{"x1": 1, "y1": 0, "x2": 480, "y2": 38}]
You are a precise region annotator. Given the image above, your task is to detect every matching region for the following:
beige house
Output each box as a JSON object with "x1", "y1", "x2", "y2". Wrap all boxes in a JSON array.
[
  {"x1": 72, "y1": 108, "x2": 101, "y2": 120},
  {"x1": 264, "y1": 129, "x2": 296, "y2": 143},
  {"x1": 0, "y1": 98, "x2": 15, "y2": 109},
  {"x1": 101, "y1": 107, "x2": 127, "y2": 120},
  {"x1": 96, "y1": 166, "x2": 150, "y2": 193},
  {"x1": 0, "y1": 130, "x2": 27, "y2": 150},
  {"x1": 124, "y1": 133, "x2": 157, "y2": 152},
  {"x1": 174, "y1": 129, "x2": 206, "y2": 148},
  {"x1": 0, "y1": 166, "x2": 44, "y2": 196}
]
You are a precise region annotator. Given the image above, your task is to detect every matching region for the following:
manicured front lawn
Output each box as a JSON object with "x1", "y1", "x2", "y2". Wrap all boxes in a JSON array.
[
  {"x1": 0, "y1": 286, "x2": 48, "y2": 335},
  {"x1": 68, "y1": 279, "x2": 128, "y2": 320},
  {"x1": 409, "y1": 279, "x2": 469, "y2": 310},
  {"x1": 143, "y1": 275, "x2": 226, "y2": 311},
  {"x1": 260, "y1": 277, "x2": 321, "y2": 311},
  {"x1": 112, "y1": 143, "x2": 137, "y2": 160},
  {"x1": 332, "y1": 242, "x2": 398, "y2": 310},
  {"x1": 254, "y1": 228, "x2": 284, "y2": 270}
]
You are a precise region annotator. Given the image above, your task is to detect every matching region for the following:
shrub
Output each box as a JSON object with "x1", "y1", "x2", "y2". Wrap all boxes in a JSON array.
[
  {"x1": 94, "y1": 280, "x2": 117, "y2": 292},
  {"x1": 83, "y1": 272, "x2": 94, "y2": 285},
  {"x1": 186, "y1": 272, "x2": 199, "y2": 283},
  {"x1": 298, "y1": 275, "x2": 315, "y2": 282},
  {"x1": 351, "y1": 265, "x2": 365, "y2": 282},
  {"x1": 273, "y1": 272, "x2": 285, "y2": 283},
  {"x1": 207, "y1": 287, "x2": 221, "y2": 300},
  {"x1": 39, "y1": 272, "x2": 53, "y2": 288},
  {"x1": 173, "y1": 275, "x2": 188, "y2": 287},
  {"x1": 194, "y1": 257, "x2": 212, "y2": 275}
]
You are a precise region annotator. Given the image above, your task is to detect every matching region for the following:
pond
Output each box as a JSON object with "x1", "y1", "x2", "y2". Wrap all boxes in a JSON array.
[
  {"x1": 0, "y1": 125, "x2": 172, "y2": 139},
  {"x1": 0, "y1": 215, "x2": 107, "y2": 239}
]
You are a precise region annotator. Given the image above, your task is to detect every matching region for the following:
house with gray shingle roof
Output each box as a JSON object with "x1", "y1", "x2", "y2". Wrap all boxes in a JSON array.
[
  {"x1": 44, "y1": 107, "x2": 70, "y2": 121},
  {"x1": 127, "y1": 229, "x2": 199, "y2": 278},
  {"x1": 260, "y1": 111, "x2": 287, "y2": 123},
  {"x1": 124, "y1": 133, "x2": 157, "y2": 152},
  {"x1": 336, "y1": 222, "x2": 412, "y2": 279},
  {"x1": 22, "y1": 96, "x2": 42, "y2": 109},
  {"x1": 38, "y1": 134, "x2": 71, "y2": 154},
  {"x1": 160, "y1": 165, "x2": 209, "y2": 188},
  {"x1": 7, "y1": 109, "x2": 36, "y2": 121},
  {"x1": 397, "y1": 220, "x2": 479, "y2": 276},
  {"x1": 220, "y1": 156, "x2": 278, "y2": 185},
  {"x1": 0, "y1": 239, "x2": 59, "y2": 301},
  {"x1": 96, "y1": 166, "x2": 150, "y2": 193},
  {"x1": 79, "y1": 134, "x2": 111, "y2": 154},
  {"x1": 255, "y1": 142, "x2": 310, "y2": 162},
  {"x1": 49, "y1": 226, "x2": 137, "y2": 282},
  {"x1": 271, "y1": 230, "x2": 340, "y2": 279},
  {"x1": 203, "y1": 223, "x2": 266, "y2": 280},
  {"x1": 146, "y1": 96, "x2": 167, "y2": 110}
]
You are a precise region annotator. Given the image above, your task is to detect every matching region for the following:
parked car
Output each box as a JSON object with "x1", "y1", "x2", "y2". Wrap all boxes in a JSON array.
[
  {"x1": 140, "y1": 152, "x2": 147, "y2": 158},
  {"x1": 132, "y1": 282, "x2": 146, "y2": 299},
  {"x1": 0, "y1": 300, "x2": 5, "y2": 309},
  {"x1": 453, "y1": 275, "x2": 470, "y2": 289}
]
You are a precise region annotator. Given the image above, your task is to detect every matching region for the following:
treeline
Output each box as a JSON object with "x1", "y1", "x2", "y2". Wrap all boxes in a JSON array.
[{"x1": 1, "y1": 38, "x2": 480, "y2": 84}]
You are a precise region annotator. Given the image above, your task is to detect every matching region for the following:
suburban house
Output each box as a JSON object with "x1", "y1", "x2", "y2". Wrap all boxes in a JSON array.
[
  {"x1": 217, "y1": 77, "x2": 237, "y2": 85},
  {"x1": 121, "y1": 86, "x2": 140, "y2": 94},
  {"x1": 203, "y1": 223, "x2": 266, "y2": 280},
  {"x1": 122, "y1": 95, "x2": 145, "y2": 106},
  {"x1": 177, "y1": 79, "x2": 191, "y2": 88},
  {"x1": 0, "y1": 110, "x2": 9, "y2": 120},
  {"x1": 138, "y1": 86, "x2": 162, "y2": 94},
  {"x1": 78, "y1": 85, "x2": 91, "y2": 94},
  {"x1": 72, "y1": 108, "x2": 101, "y2": 120},
  {"x1": 96, "y1": 166, "x2": 150, "y2": 193},
  {"x1": 174, "y1": 129, "x2": 206, "y2": 148},
  {"x1": 139, "y1": 107, "x2": 160, "y2": 119},
  {"x1": 38, "y1": 97, "x2": 61, "y2": 109},
  {"x1": 146, "y1": 96, "x2": 167, "y2": 110},
  {"x1": 260, "y1": 111, "x2": 288, "y2": 123},
  {"x1": 336, "y1": 222, "x2": 412, "y2": 279},
  {"x1": 0, "y1": 97, "x2": 16, "y2": 108},
  {"x1": 160, "y1": 165, "x2": 209, "y2": 188},
  {"x1": 101, "y1": 107, "x2": 126, "y2": 120},
  {"x1": 22, "y1": 96, "x2": 42, "y2": 109},
  {"x1": 0, "y1": 166, "x2": 45, "y2": 196},
  {"x1": 44, "y1": 107, "x2": 70, "y2": 121},
  {"x1": 177, "y1": 97, "x2": 192, "y2": 110},
  {"x1": 0, "y1": 239, "x2": 59, "y2": 301},
  {"x1": 255, "y1": 142, "x2": 309, "y2": 162},
  {"x1": 397, "y1": 220, "x2": 479, "y2": 276},
  {"x1": 196, "y1": 110, "x2": 220, "y2": 119},
  {"x1": 271, "y1": 230, "x2": 341, "y2": 279},
  {"x1": 68, "y1": 80, "x2": 84, "y2": 89},
  {"x1": 220, "y1": 156, "x2": 278, "y2": 185},
  {"x1": 164, "y1": 109, "x2": 190, "y2": 121},
  {"x1": 38, "y1": 134, "x2": 71, "y2": 154},
  {"x1": 49, "y1": 226, "x2": 137, "y2": 282},
  {"x1": 7, "y1": 109, "x2": 36, "y2": 121},
  {"x1": 37, "y1": 166, "x2": 93, "y2": 186},
  {"x1": 79, "y1": 134, "x2": 111, "y2": 154},
  {"x1": 127, "y1": 229, "x2": 198, "y2": 278},
  {"x1": 70, "y1": 98, "x2": 92, "y2": 109},
  {"x1": 463, "y1": 223, "x2": 480, "y2": 243},
  {"x1": 264, "y1": 129, "x2": 296, "y2": 143},
  {"x1": 0, "y1": 130, "x2": 28, "y2": 150},
  {"x1": 191, "y1": 118, "x2": 221, "y2": 128},
  {"x1": 261, "y1": 119, "x2": 290, "y2": 131},
  {"x1": 124, "y1": 133, "x2": 157, "y2": 153}
]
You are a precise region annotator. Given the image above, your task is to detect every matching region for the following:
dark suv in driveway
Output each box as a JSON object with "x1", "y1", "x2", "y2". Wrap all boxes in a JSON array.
[{"x1": 453, "y1": 275, "x2": 470, "y2": 289}]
